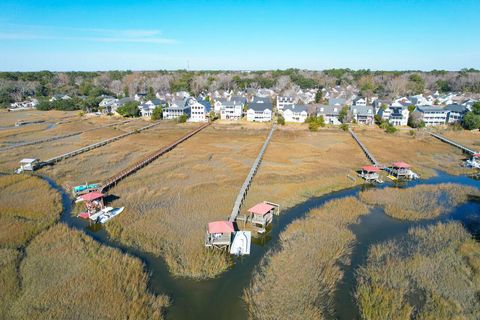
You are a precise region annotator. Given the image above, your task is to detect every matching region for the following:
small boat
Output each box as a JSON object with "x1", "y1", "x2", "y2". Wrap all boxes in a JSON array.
[
  {"x1": 230, "y1": 231, "x2": 251, "y2": 256},
  {"x1": 96, "y1": 207, "x2": 124, "y2": 224},
  {"x1": 89, "y1": 207, "x2": 113, "y2": 222}
]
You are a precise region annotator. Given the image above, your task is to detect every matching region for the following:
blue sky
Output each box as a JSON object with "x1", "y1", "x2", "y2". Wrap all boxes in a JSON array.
[{"x1": 0, "y1": 0, "x2": 479, "y2": 71}]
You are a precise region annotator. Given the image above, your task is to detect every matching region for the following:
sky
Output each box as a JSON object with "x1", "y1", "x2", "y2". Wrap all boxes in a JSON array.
[{"x1": 0, "y1": 0, "x2": 479, "y2": 71}]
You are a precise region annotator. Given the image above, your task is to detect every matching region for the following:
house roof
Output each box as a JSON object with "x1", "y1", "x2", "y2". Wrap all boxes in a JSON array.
[
  {"x1": 248, "y1": 203, "x2": 275, "y2": 215},
  {"x1": 316, "y1": 104, "x2": 340, "y2": 115},
  {"x1": 392, "y1": 161, "x2": 411, "y2": 169},
  {"x1": 283, "y1": 104, "x2": 308, "y2": 113},
  {"x1": 248, "y1": 101, "x2": 272, "y2": 111},
  {"x1": 20, "y1": 158, "x2": 38, "y2": 164},
  {"x1": 416, "y1": 106, "x2": 447, "y2": 113},
  {"x1": 328, "y1": 98, "x2": 346, "y2": 106},
  {"x1": 362, "y1": 165, "x2": 380, "y2": 172},
  {"x1": 198, "y1": 99, "x2": 212, "y2": 112},
  {"x1": 444, "y1": 104, "x2": 467, "y2": 113},
  {"x1": 80, "y1": 191, "x2": 104, "y2": 202},
  {"x1": 208, "y1": 221, "x2": 234, "y2": 234}
]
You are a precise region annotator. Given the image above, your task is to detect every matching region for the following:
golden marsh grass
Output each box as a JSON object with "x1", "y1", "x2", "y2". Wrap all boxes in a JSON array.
[{"x1": 243, "y1": 197, "x2": 369, "y2": 320}]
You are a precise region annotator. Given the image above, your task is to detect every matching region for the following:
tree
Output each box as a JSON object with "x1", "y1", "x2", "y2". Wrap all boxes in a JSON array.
[
  {"x1": 305, "y1": 115, "x2": 325, "y2": 131},
  {"x1": 117, "y1": 101, "x2": 140, "y2": 117},
  {"x1": 338, "y1": 106, "x2": 349, "y2": 123},
  {"x1": 177, "y1": 114, "x2": 188, "y2": 123},
  {"x1": 463, "y1": 112, "x2": 480, "y2": 130},
  {"x1": 151, "y1": 106, "x2": 162, "y2": 120},
  {"x1": 277, "y1": 114, "x2": 285, "y2": 125},
  {"x1": 408, "y1": 111, "x2": 425, "y2": 128},
  {"x1": 315, "y1": 90, "x2": 323, "y2": 103},
  {"x1": 408, "y1": 74, "x2": 425, "y2": 94},
  {"x1": 146, "y1": 86, "x2": 156, "y2": 101}
]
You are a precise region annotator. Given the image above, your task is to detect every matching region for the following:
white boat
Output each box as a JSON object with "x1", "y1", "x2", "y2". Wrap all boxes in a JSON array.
[
  {"x1": 230, "y1": 231, "x2": 251, "y2": 256},
  {"x1": 465, "y1": 155, "x2": 480, "y2": 169},
  {"x1": 97, "y1": 207, "x2": 124, "y2": 224},
  {"x1": 89, "y1": 207, "x2": 113, "y2": 221}
]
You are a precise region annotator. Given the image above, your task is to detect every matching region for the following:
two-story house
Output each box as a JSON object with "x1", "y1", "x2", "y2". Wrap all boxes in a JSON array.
[{"x1": 283, "y1": 104, "x2": 308, "y2": 123}]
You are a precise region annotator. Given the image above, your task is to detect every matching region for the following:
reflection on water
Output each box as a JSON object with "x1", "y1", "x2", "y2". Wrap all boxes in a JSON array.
[{"x1": 42, "y1": 171, "x2": 480, "y2": 320}]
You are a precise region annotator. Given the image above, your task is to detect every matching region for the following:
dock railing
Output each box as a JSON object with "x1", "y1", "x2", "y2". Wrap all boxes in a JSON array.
[
  {"x1": 99, "y1": 122, "x2": 210, "y2": 192},
  {"x1": 1, "y1": 120, "x2": 132, "y2": 152},
  {"x1": 229, "y1": 125, "x2": 276, "y2": 222},
  {"x1": 36, "y1": 121, "x2": 161, "y2": 169},
  {"x1": 428, "y1": 132, "x2": 477, "y2": 155}
]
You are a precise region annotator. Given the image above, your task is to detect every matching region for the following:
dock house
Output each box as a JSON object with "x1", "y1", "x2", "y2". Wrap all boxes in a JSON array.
[
  {"x1": 237, "y1": 202, "x2": 279, "y2": 233},
  {"x1": 204, "y1": 221, "x2": 234, "y2": 250},
  {"x1": 77, "y1": 191, "x2": 105, "y2": 219},
  {"x1": 389, "y1": 162, "x2": 418, "y2": 180},
  {"x1": 16, "y1": 158, "x2": 40, "y2": 173},
  {"x1": 359, "y1": 165, "x2": 381, "y2": 182}
]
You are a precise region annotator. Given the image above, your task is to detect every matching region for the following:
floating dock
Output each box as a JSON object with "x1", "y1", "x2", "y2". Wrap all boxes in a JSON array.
[
  {"x1": 99, "y1": 122, "x2": 211, "y2": 192},
  {"x1": 0, "y1": 120, "x2": 132, "y2": 152},
  {"x1": 228, "y1": 125, "x2": 276, "y2": 223}
]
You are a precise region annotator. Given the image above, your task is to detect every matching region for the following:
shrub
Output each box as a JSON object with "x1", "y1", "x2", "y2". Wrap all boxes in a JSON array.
[
  {"x1": 340, "y1": 123, "x2": 349, "y2": 131},
  {"x1": 277, "y1": 114, "x2": 285, "y2": 125},
  {"x1": 177, "y1": 114, "x2": 188, "y2": 123},
  {"x1": 151, "y1": 106, "x2": 163, "y2": 120},
  {"x1": 117, "y1": 101, "x2": 140, "y2": 117},
  {"x1": 306, "y1": 115, "x2": 325, "y2": 131}
]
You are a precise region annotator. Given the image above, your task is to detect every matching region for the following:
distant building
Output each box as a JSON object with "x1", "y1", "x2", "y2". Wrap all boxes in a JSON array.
[
  {"x1": 444, "y1": 104, "x2": 469, "y2": 124},
  {"x1": 283, "y1": 104, "x2": 308, "y2": 123},
  {"x1": 163, "y1": 98, "x2": 191, "y2": 120},
  {"x1": 246, "y1": 98, "x2": 273, "y2": 122},
  {"x1": 388, "y1": 106, "x2": 409, "y2": 126},
  {"x1": 352, "y1": 97, "x2": 367, "y2": 107},
  {"x1": 276, "y1": 96, "x2": 294, "y2": 112},
  {"x1": 316, "y1": 105, "x2": 341, "y2": 125},
  {"x1": 415, "y1": 106, "x2": 448, "y2": 126},
  {"x1": 351, "y1": 105, "x2": 374, "y2": 125},
  {"x1": 189, "y1": 98, "x2": 211, "y2": 122}
]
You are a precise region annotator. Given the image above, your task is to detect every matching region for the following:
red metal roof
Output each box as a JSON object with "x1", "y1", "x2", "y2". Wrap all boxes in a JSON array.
[
  {"x1": 362, "y1": 165, "x2": 380, "y2": 172},
  {"x1": 79, "y1": 191, "x2": 104, "y2": 202},
  {"x1": 208, "y1": 221, "x2": 234, "y2": 234},
  {"x1": 392, "y1": 161, "x2": 411, "y2": 169},
  {"x1": 248, "y1": 203, "x2": 275, "y2": 216}
]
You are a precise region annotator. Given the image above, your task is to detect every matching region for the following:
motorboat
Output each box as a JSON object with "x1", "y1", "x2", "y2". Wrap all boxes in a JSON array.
[
  {"x1": 230, "y1": 231, "x2": 251, "y2": 256},
  {"x1": 96, "y1": 207, "x2": 125, "y2": 224}
]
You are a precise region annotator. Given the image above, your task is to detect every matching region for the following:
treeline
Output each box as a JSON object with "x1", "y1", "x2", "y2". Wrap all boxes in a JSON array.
[{"x1": 1, "y1": 68, "x2": 480, "y2": 107}]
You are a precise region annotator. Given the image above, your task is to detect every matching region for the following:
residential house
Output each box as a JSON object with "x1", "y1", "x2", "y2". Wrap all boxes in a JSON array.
[
  {"x1": 49, "y1": 94, "x2": 71, "y2": 102},
  {"x1": 283, "y1": 104, "x2": 308, "y2": 123},
  {"x1": 352, "y1": 97, "x2": 367, "y2": 107},
  {"x1": 276, "y1": 96, "x2": 295, "y2": 112},
  {"x1": 388, "y1": 106, "x2": 409, "y2": 126},
  {"x1": 316, "y1": 104, "x2": 341, "y2": 125},
  {"x1": 415, "y1": 106, "x2": 448, "y2": 126},
  {"x1": 189, "y1": 98, "x2": 211, "y2": 122},
  {"x1": 134, "y1": 93, "x2": 147, "y2": 101},
  {"x1": 351, "y1": 105, "x2": 374, "y2": 125},
  {"x1": 99, "y1": 97, "x2": 118, "y2": 114},
  {"x1": 444, "y1": 104, "x2": 469, "y2": 124},
  {"x1": 138, "y1": 99, "x2": 163, "y2": 117},
  {"x1": 409, "y1": 94, "x2": 433, "y2": 106},
  {"x1": 163, "y1": 98, "x2": 191, "y2": 120},
  {"x1": 328, "y1": 98, "x2": 346, "y2": 107},
  {"x1": 220, "y1": 96, "x2": 246, "y2": 120},
  {"x1": 246, "y1": 98, "x2": 273, "y2": 122}
]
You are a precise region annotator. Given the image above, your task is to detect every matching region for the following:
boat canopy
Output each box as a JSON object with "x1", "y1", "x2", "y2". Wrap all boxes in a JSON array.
[
  {"x1": 208, "y1": 221, "x2": 234, "y2": 234},
  {"x1": 362, "y1": 165, "x2": 379, "y2": 172},
  {"x1": 248, "y1": 203, "x2": 275, "y2": 216},
  {"x1": 79, "y1": 191, "x2": 104, "y2": 202},
  {"x1": 392, "y1": 161, "x2": 411, "y2": 169}
]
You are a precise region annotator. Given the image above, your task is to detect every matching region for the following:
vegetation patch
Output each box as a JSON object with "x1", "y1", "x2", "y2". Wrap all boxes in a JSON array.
[
  {"x1": 356, "y1": 222, "x2": 480, "y2": 320},
  {"x1": 244, "y1": 197, "x2": 369, "y2": 320},
  {"x1": 7, "y1": 224, "x2": 169, "y2": 319},
  {"x1": 0, "y1": 174, "x2": 62, "y2": 248},
  {"x1": 359, "y1": 183, "x2": 479, "y2": 220}
]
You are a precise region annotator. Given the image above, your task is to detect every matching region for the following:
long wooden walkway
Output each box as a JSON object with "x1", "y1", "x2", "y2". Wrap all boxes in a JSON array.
[
  {"x1": 428, "y1": 132, "x2": 478, "y2": 155},
  {"x1": 0, "y1": 120, "x2": 132, "y2": 152},
  {"x1": 229, "y1": 125, "x2": 276, "y2": 223},
  {"x1": 348, "y1": 128, "x2": 382, "y2": 167},
  {"x1": 99, "y1": 122, "x2": 211, "y2": 192},
  {"x1": 37, "y1": 121, "x2": 161, "y2": 169}
]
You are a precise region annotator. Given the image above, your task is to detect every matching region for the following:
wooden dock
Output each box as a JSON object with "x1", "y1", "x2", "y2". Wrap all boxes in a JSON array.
[
  {"x1": 36, "y1": 121, "x2": 161, "y2": 169},
  {"x1": 99, "y1": 122, "x2": 211, "y2": 192},
  {"x1": 228, "y1": 125, "x2": 276, "y2": 223},
  {"x1": 348, "y1": 128, "x2": 382, "y2": 167},
  {"x1": 0, "y1": 120, "x2": 132, "y2": 152},
  {"x1": 428, "y1": 132, "x2": 477, "y2": 155}
]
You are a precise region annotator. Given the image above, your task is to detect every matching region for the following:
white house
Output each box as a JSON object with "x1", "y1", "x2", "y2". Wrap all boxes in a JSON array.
[
  {"x1": 352, "y1": 97, "x2": 367, "y2": 107},
  {"x1": 276, "y1": 96, "x2": 294, "y2": 112},
  {"x1": 188, "y1": 98, "x2": 211, "y2": 122},
  {"x1": 444, "y1": 104, "x2": 468, "y2": 124},
  {"x1": 388, "y1": 106, "x2": 409, "y2": 126},
  {"x1": 283, "y1": 104, "x2": 308, "y2": 123},
  {"x1": 163, "y1": 98, "x2": 191, "y2": 120},
  {"x1": 138, "y1": 99, "x2": 163, "y2": 117},
  {"x1": 351, "y1": 105, "x2": 374, "y2": 125},
  {"x1": 134, "y1": 93, "x2": 147, "y2": 101},
  {"x1": 246, "y1": 98, "x2": 273, "y2": 122},
  {"x1": 220, "y1": 97, "x2": 245, "y2": 120},
  {"x1": 409, "y1": 94, "x2": 433, "y2": 106},
  {"x1": 316, "y1": 105, "x2": 341, "y2": 125},
  {"x1": 415, "y1": 106, "x2": 448, "y2": 126}
]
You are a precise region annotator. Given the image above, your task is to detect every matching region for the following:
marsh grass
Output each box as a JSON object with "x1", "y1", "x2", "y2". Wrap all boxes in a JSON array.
[
  {"x1": 354, "y1": 127, "x2": 468, "y2": 177},
  {"x1": 355, "y1": 222, "x2": 480, "y2": 320},
  {"x1": 0, "y1": 174, "x2": 62, "y2": 248},
  {"x1": 243, "y1": 197, "x2": 369, "y2": 320},
  {"x1": 359, "y1": 183, "x2": 480, "y2": 220},
  {"x1": 7, "y1": 224, "x2": 169, "y2": 320}
]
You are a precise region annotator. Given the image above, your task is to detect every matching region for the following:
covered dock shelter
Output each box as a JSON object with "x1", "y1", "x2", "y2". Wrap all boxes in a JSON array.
[
  {"x1": 77, "y1": 191, "x2": 105, "y2": 219},
  {"x1": 237, "y1": 202, "x2": 279, "y2": 233},
  {"x1": 204, "y1": 221, "x2": 234, "y2": 250},
  {"x1": 359, "y1": 165, "x2": 380, "y2": 182},
  {"x1": 390, "y1": 161, "x2": 417, "y2": 179}
]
